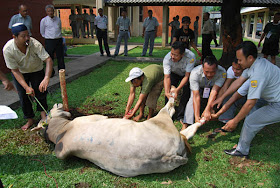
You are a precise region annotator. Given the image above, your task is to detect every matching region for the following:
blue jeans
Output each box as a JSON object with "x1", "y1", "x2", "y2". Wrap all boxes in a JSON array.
[{"x1": 142, "y1": 31, "x2": 155, "y2": 56}]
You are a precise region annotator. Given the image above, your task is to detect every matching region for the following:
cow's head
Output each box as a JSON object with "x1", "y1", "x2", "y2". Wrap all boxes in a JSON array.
[{"x1": 31, "y1": 103, "x2": 71, "y2": 133}]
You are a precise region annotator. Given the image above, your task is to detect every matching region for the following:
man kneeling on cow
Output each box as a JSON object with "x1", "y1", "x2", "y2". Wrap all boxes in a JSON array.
[{"x1": 124, "y1": 64, "x2": 164, "y2": 121}]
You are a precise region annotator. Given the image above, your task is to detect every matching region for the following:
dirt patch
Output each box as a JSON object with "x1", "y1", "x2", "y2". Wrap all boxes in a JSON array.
[
  {"x1": 229, "y1": 157, "x2": 263, "y2": 174},
  {"x1": 75, "y1": 182, "x2": 91, "y2": 188},
  {"x1": 203, "y1": 150, "x2": 214, "y2": 162}
]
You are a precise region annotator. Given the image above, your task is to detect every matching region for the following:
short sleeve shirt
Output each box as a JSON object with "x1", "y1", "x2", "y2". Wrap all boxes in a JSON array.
[
  {"x1": 69, "y1": 14, "x2": 77, "y2": 22},
  {"x1": 263, "y1": 22, "x2": 280, "y2": 43},
  {"x1": 89, "y1": 14, "x2": 96, "y2": 22},
  {"x1": 143, "y1": 17, "x2": 159, "y2": 32},
  {"x1": 190, "y1": 65, "x2": 226, "y2": 91},
  {"x1": 8, "y1": 14, "x2": 32, "y2": 36},
  {"x1": 3, "y1": 37, "x2": 49, "y2": 73},
  {"x1": 237, "y1": 80, "x2": 250, "y2": 96},
  {"x1": 116, "y1": 16, "x2": 131, "y2": 31},
  {"x1": 95, "y1": 15, "x2": 108, "y2": 29},
  {"x1": 174, "y1": 27, "x2": 195, "y2": 49},
  {"x1": 202, "y1": 19, "x2": 213, "y2": 34},
  {"x1": 163, "y1": 49, "x2": 196, "y2": 76},
  {"x1": 140, "y1": 64, "x2": 164, "y2": 94},
  {"x1": 194, "y1": 20, "x2": 199, "y2": 32},
  {"x1": 241, "y1": 57, "x2": 280, "y2": 102},
  {"x1": 227, "y1": 66, "x2": 239, "y2": 79},
  {"x1": 83, "y1": 13, "x2": 90, "y2": 21}
]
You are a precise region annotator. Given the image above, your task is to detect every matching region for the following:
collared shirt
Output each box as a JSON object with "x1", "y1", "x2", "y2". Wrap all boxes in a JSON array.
[
  {"x1": 190, "y1": 65, "x2": 226, "y2": 91},
  {"x1": 83, "y1": 13, "x2": 90, "y2": 21},
  {"x1": 76, "y1": 14, "x2": 83, "y2": 23},
  {"x1": 116, "y1": 16, "x2": 131, "y2": 31},
  {"x1": 241, "y1": 57, "x2": 280, "y2": 102},
  {"x1": 237, "y1": 80, "x2": 250, "y2": 96},
  {"x1": 163, "y1": 49, "x2": 196, "y2": 77},
  {"x1": 227, "y1": 66, "x2": 239, "y2": 79},
  {"x1": 8, "y1": 13, "x2": 32, "y2": 36},
  {"x1": 40, "y1": 16, "x2": 62, "y2": 39},
  {"x1": 140, "y1": 64, "x2": 164, "y2": 94},
  {"x1": 202, "y1": 19, "x2": 213, "y2": 34},
  {"x1": 69, "y1": 14, "x2": 77, "y2": 22},
  {"x1": 89, "y1": 14, "x2": 96, "y2": 22},
  {"x1": 3, "y1": 37, "x2": 49, "y2": 73},
  {"x1": 143, "y1": 16, "x2": 159, "y2": 32},
  {"x1": 95, "y1": 15, "x2": 108, "y2": 29}
]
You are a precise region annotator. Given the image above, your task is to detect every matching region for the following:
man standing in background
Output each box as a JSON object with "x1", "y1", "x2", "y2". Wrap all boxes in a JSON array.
[
  {"x1": 8, "y1": 4, "x2": 32, "y2": 36},
  {"x1": 76, "y1": 8, "x2": 85, "y2": 38},
  {"x1": 89, "y1": 9, "x2": 96, "y2": 38},
  {"x1": 194, "y1": 16, "x2": 199, "y2": 46},
  {"x1": 201, "y1": 12, "x2": 214, "y2": 61},
  {"x1": 141, "y1": 10, "x2": 159, "y2": 57},
  {"x1": 40, "y1": 4, "x2": 65, "y2": 76},
  {"x1": 83, "y1": 9, "x2": 90, "y2": 38},
  {"x1": 69, "y1": 10, "x2": 77, "y2": 38}
]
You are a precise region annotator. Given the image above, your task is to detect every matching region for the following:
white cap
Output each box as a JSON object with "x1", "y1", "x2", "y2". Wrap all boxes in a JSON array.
[{"x1": 125, "y1": 67, "x2": 144, "y2": 82}]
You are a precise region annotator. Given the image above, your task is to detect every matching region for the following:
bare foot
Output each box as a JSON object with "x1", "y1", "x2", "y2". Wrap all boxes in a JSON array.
[
  {"x1": 133, "y1": 114, "x2": 142, "y2": 122},
  {"x1": 21, "y1": 119, "x2": 34, "y2": 131},
  {"x1": 233, "y1": 144, "x2": 237, "y2": 149},
  {"x1": 180, "y1": 119, "x2": 188, "y2": 131}
]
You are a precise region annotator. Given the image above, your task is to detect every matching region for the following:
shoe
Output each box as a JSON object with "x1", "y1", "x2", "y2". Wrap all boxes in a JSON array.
[
  {"x1": 149, "y1": 54, "x2": 153, "y2": 56},
  {"x1": 141, "y1": 54, "x2": 145, "y2": 57},
  {"x1": 107, "y1": 54, "x2": 111, "y2": 57},
  {"x1": 224, "y1": 149, "x2": 249, "y2": 158},
  {"x1": 100, "y1": 54, "x2": 104, "y2": 56},
  {"x1": 124, "y1": 54, "x2": 128, "y2": 56},
  {"x1": 112, "y1": 55, "x2": 117, "y2": 58}
]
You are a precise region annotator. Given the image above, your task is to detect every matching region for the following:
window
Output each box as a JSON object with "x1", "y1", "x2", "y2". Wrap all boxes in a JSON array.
[{"x1": 139, "y1": 6, "x2": 143, "y2": 22}]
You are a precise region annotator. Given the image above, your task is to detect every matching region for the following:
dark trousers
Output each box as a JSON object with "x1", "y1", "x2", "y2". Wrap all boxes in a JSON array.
[
  {"x1": 12, "y1": 69, "x2": 48, "y2": 119},
  {"x1": 165, "y1": 72, "x2": 191, "y2": 120},
  {"x1": 96, "y1": 28, "x2": 110, "y2": 55},
  {"x1": 45, "y1": 38, "x2": 65, "y2": 71},
  {"x1": 202, "y1": 34, "x2": 213, "y2": 61},
  {"x1": 83, "y1": 21, "x2": 90, "y2": 37}
]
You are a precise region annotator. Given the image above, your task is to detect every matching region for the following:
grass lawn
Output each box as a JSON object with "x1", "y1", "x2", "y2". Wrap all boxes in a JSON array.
[
  {"x1": 128, "y1": 36, "x2": 220, "y2": 46},
  {"x1": 125, "y1": 47, "x2": 223, "y2": 60},
  {"x1": 67, "y1": 44, "x2": 113, "y2": 55},
  {"x1": 1, "y1": 60, "x2": 279, "y2": 187}
]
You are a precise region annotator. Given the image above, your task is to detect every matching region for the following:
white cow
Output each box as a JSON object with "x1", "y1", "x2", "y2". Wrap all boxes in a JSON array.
[{"x1": 32, "y1": 100, "x2": 189, "y2": 177}]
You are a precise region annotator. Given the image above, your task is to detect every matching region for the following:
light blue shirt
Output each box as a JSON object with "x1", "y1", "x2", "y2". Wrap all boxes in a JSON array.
[
  {"x1": 95, "y1": 15, "x2": 108, "y2": 29},
  {"x1": 241, "y1": 57, "x2": 280, "y2": 102},
  {"x1": 8, "y1": 13, "x2": 32, "y2": 36},
  {"x1": 116, "y1": 16, "x2": 131, "y2": 31},
  {"x1": 40, "y1": 16, "x2": 62, "y2": 39},
  {"x1": 143, "y1": 17, "x2": 159, "y2": 32}
]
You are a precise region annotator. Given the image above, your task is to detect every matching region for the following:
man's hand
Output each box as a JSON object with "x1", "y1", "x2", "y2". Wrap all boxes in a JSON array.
[
  {"x1": 202, "y1": 109, "x2": 212, "y2": 122},
  {"x1": 211, "y1": 113, "x2": 220, "y2": 120},
  {"x1": 212, "y1": 97, "x2": 224, "y2": 109},
  {"x1": 222, "y1": 119, "x2": 238, "y2": 132},
  {"x1": 2, "y1": 80, "x2": 14, "y2": 91},
  {"x1": 39, "y1": 77, "x2": 50, "y2": 92},
  {"x1": 124, "y1": 113, "x2": 133, "y2": 119},
  {"x1": 25, "y1": 86, "x2": 35, "y2": 97}
]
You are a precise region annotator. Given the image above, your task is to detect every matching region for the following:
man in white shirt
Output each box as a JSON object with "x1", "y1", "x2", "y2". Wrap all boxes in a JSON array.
[
  {"x1": 201, "y1": 12, "x2": 214, "y2": 61},
  {"x1": 95, "y1": 8, "x2": 111, "y2": 57},
  {"x1": 40, "y1": 4, "x2": 65, "y2": 76}
]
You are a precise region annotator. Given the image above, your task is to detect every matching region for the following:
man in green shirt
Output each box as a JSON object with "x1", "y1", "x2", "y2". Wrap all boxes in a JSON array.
[{"x1": 124, "y1": 64, "x2": 164, "y2": 121}]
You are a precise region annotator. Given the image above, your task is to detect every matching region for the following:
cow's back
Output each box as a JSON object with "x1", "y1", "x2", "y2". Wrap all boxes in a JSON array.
[{"x1": 54, "y1": 117, "x2": 188, "y2": 177}]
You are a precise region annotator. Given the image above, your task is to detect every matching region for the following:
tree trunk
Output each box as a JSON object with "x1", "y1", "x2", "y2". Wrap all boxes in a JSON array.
[{"x1": 219, "y1": 0, "x2": 243, "y2": 69}]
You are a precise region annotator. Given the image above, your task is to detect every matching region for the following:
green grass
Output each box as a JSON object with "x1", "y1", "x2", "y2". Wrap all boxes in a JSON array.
[
  {"x1": 125, "y1": 46, "x2": 223, "y2": 60},
  {"x1": 67, "y1": 44, "x2": 113, "y2": 55},
  {"x1": 1, "y1": 60, "x2": 280, "y2": 187},
  {"x1": 128, "y1": 36, "x2": 220, "y2": 46}
]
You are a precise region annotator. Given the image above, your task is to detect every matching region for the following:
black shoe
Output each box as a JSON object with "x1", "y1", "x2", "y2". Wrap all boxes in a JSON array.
[
  {"x1": 113, "y1": 55, "x2": 117, "y2": 58},
  {"x1": 224, "y1": 149, "x2": 249, "y2": 158},
  {"x1": 149, "y1": 54, "x2": 153, "y2": 56},
  {"x1": 100, "y1": 54, "x2": 104, "y2": 56},
  {"x1": 124, "y1": 54, "x2": 128, "y2": 56},
  {"x1": 107, "y1": 54, "x2": 111, "y2": 57}
]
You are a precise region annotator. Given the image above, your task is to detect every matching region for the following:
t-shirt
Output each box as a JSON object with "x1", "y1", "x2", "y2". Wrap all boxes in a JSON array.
[
  {"x1": 141, "y1": 64, "x2": 164, "y2": 94},
  {"x1": 174, "y1": 27, "x2": 195, "y2": 49},
  {"x1": 3, "y1": 37, "x2": 49, "y2": 73},
  {"x1": 227, "y1": 66, "x2": 239, "y2": 79},
  {"x1": 263, "y1": 22, "x2": 280, "y2": 43},
  {"x1": 190, "y1": 65, "x2": 226, "y2": 91},
  {"x1": 241, "y1": 57, "x2": 280, "y2": 102},
  {"x1": 163, "y1": 49, "x2": 196, "y2": 76}
]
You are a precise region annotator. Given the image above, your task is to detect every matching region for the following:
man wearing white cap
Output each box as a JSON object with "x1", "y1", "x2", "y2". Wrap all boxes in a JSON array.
[
  {"x1": 3, "y1": 23, "x2": 53, "y2": 131},
  {"x1": 124, "y1": 64, "x2": 164, "y2": 121}
]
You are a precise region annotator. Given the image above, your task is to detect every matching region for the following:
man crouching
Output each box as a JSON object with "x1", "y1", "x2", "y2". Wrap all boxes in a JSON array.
[{"x1": 124, "y1": 64, "x2": 164, "y2": 121}]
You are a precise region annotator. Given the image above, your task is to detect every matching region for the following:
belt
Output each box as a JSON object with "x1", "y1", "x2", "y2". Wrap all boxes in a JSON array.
[
  {"x1": 146, "y1": 30, "x2": 155, "y2": 32},
  {"x1": 97, "y1": 28, "x2": 107, "y2": 31},
  {"x1": 120, "y1": 30, "x2": 128, "y2": 31}
]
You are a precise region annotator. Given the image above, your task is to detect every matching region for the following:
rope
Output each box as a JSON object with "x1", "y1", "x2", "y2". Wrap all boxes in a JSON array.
[
  {"x1": 31, "y1": 159, "x2": 58, "y2": 188},
  {"x1": 27, "y1": 94, "x2": 52, "y2": 119}
]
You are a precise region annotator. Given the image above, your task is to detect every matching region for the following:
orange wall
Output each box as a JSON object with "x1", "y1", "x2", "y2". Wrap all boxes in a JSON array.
[
  {"x1": 144, "y1": 6, "x2": 203, "y2": 37},
  {"x1": 0, "y1": 0, "x2": 53, "y2": 72}
]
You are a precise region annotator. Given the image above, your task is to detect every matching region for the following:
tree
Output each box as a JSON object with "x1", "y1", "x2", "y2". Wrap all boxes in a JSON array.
[{"x1": 219, "y1": 0, "x2": 243, "y2": 69}]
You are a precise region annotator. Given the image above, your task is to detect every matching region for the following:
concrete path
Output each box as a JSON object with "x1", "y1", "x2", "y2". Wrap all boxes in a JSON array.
[{"x1": 0, "y1": 45, "x2": 137, "y2": 109}]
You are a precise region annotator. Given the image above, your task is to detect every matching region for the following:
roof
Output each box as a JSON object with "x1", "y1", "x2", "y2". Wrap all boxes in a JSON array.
[
  {"x1": 105, "y1": 0, "x2": 280, "y2": 7},
  {"x1": 240, "y1": 7, "x2": 267, "y2": 14}
]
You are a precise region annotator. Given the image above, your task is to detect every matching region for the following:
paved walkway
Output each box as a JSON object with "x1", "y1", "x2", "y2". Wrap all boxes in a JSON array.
[{"x1": 0, "y1": 45, "x2": 137, "y2": 109}]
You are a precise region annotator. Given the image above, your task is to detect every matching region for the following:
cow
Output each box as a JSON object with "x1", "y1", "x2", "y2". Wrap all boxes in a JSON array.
[{"x1": 32, "y1": 99, "x2": 189, "y2": 177}]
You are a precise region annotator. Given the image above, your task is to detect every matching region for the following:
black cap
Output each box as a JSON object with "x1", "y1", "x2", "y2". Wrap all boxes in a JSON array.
[{"x1": 182, "y1": 16, "x2": 191, "y2": 23}]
